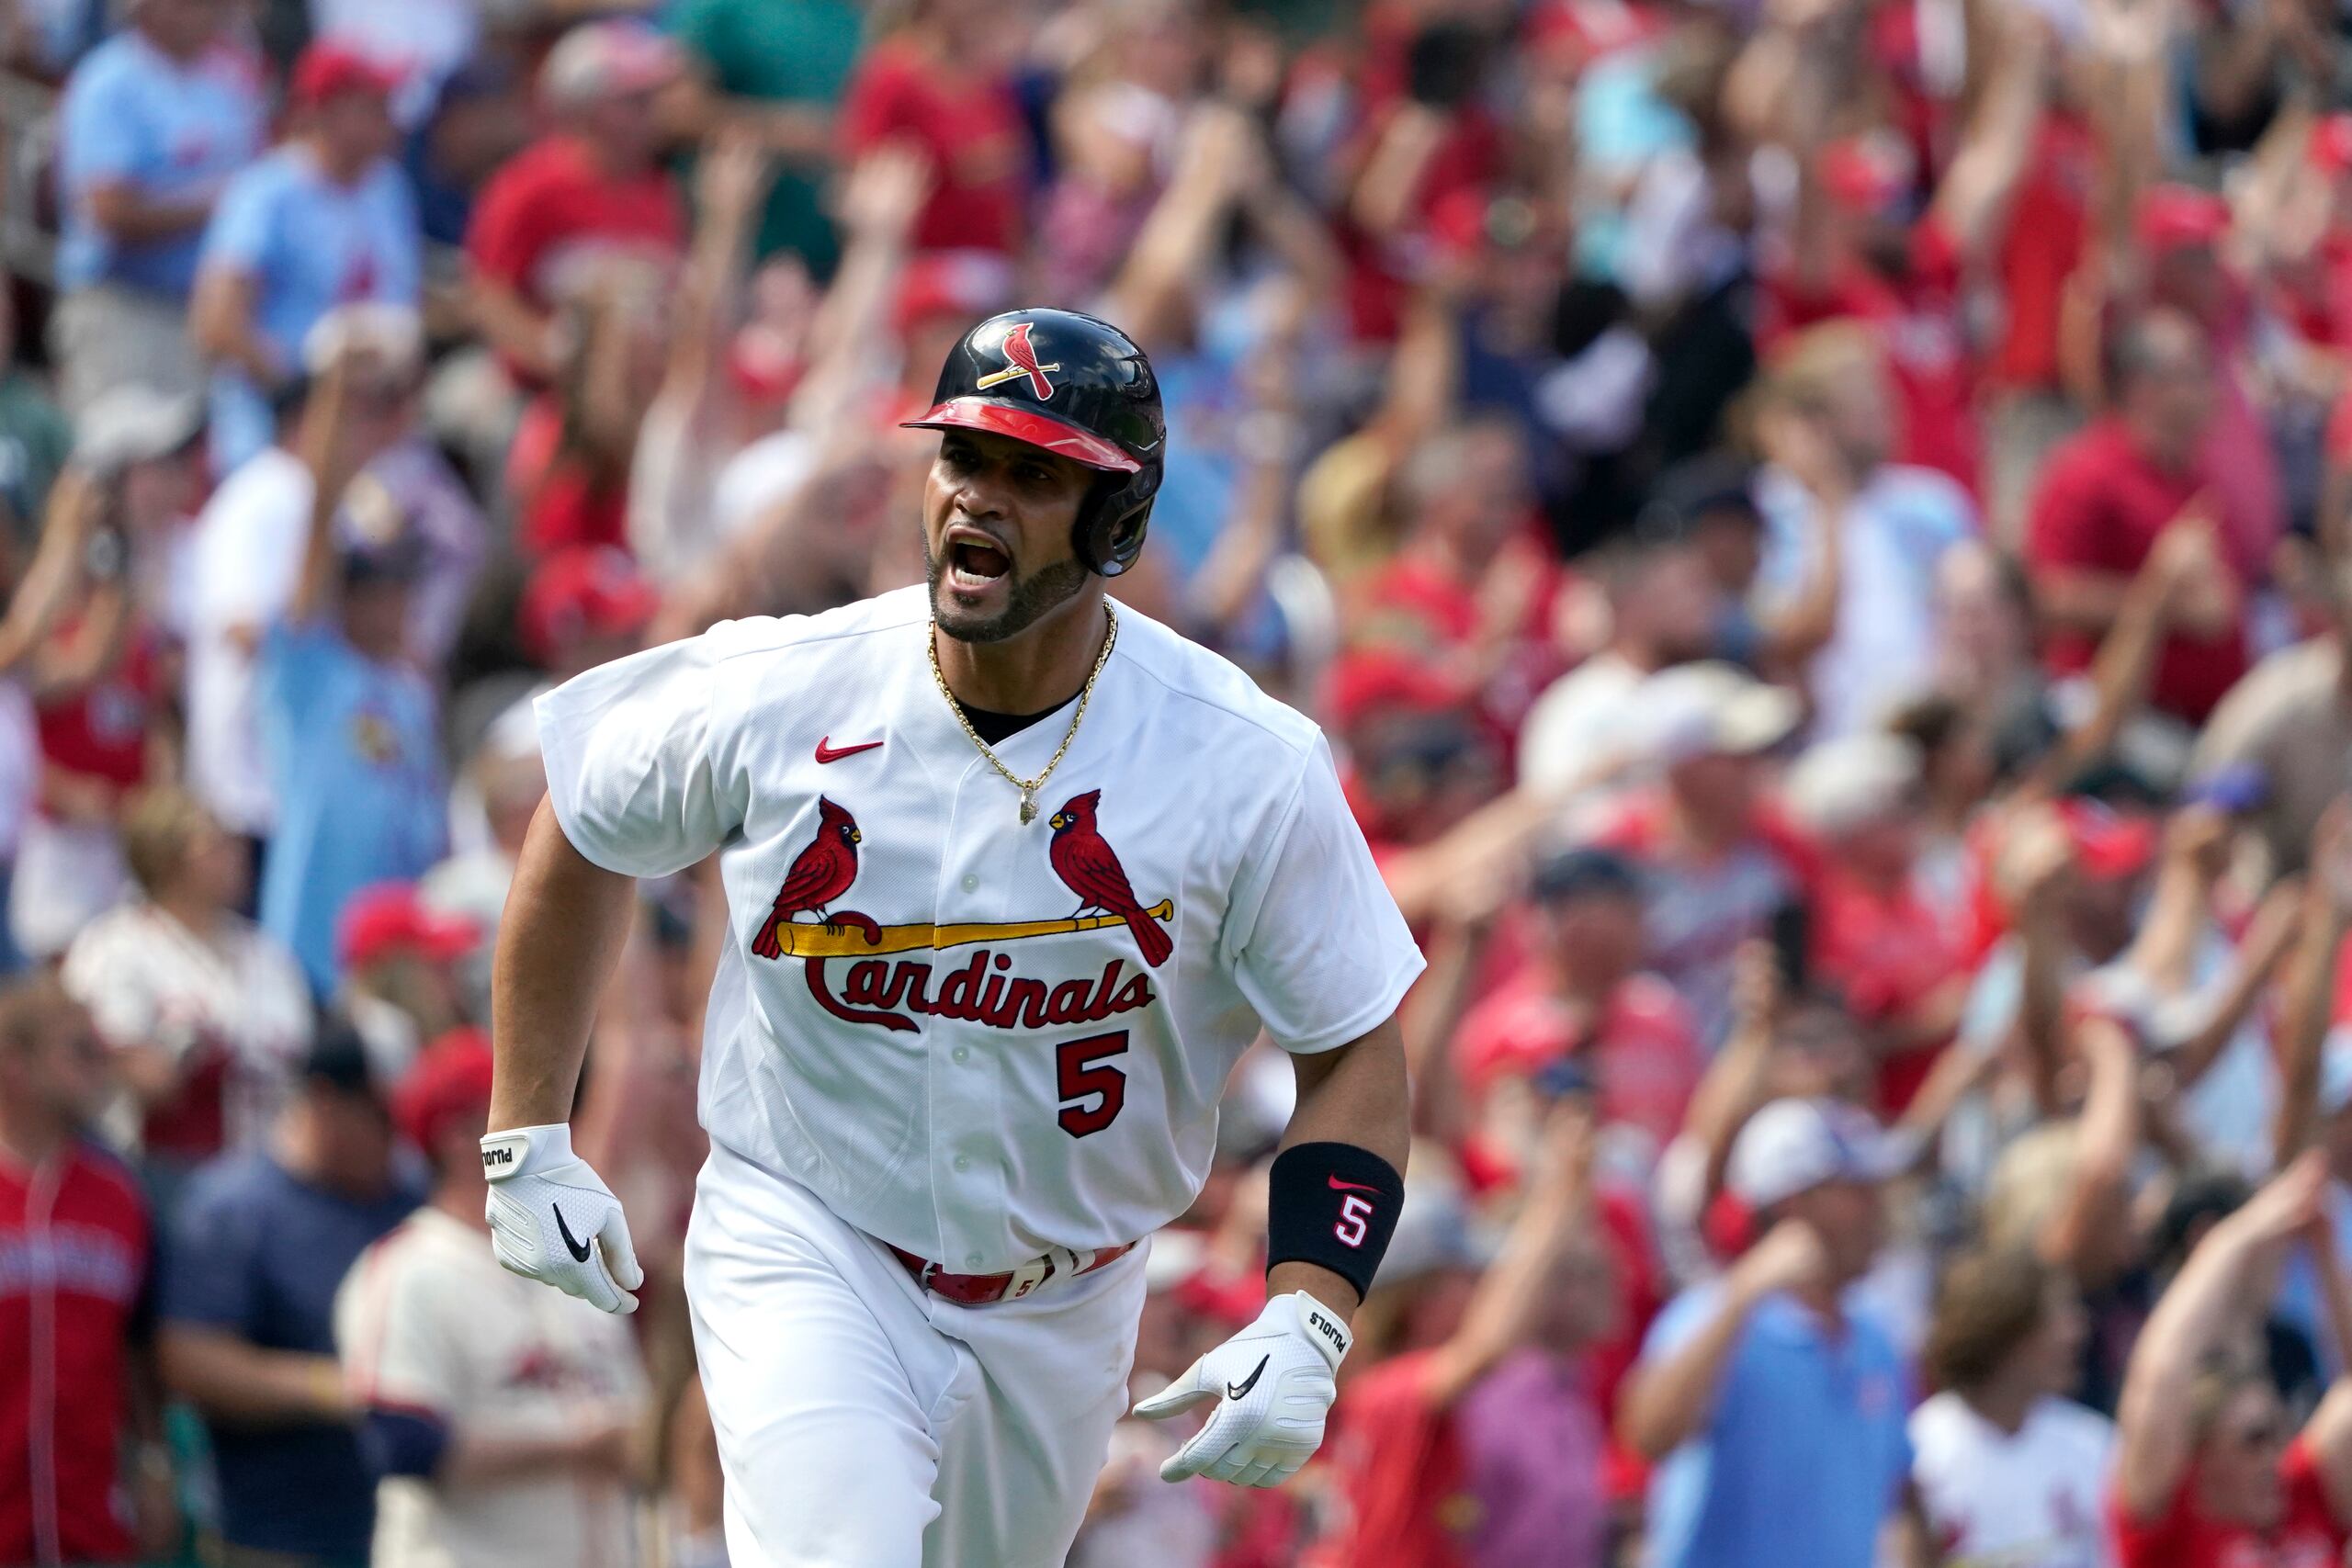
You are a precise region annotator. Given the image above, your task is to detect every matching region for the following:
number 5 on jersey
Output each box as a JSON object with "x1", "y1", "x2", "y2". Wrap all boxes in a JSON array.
[{"x1": 1057, "y1": 1032, "x2": 1128, "y2": 1137}]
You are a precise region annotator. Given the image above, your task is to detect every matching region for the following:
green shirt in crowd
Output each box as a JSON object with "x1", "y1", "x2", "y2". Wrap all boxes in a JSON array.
[
  {"x1": 0, "y1": 370, "x2": 72, "y2": 548},
  {"x1": 670, "y1": 0, "x2": 866, "y2": 276}
]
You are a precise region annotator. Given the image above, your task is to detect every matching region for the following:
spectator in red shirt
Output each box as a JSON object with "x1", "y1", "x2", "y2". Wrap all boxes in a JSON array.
[
  {"x1": 464, "y1": 20, "x2": 687, "y2": 388},
  {"x1": 838, "y1": 0, "x2": 1026, "y2": 268},
  {"x1": 2025, "y1": 308, "x2": 2253, "y2": 723},
  {"x1": 1311, "y1": 1109, "x2": 1620, "y2": 1568},
  {"x1": 0, "y1": 970, "x2": 172, "y2": 1567},
  {"x1": 2111, "y1": 1153, "x2": 2352, "y2": 1567},
  {"x1": 1451, "y1": 847, "x2": 1702, "y2": 1168},
  {"x1": 1781, "y1": 733, "x2": 1969, "y2": 1113}
]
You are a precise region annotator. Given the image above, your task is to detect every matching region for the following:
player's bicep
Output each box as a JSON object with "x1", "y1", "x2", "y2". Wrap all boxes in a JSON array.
[
  {"x1": 1228, "y1": 739, "x2": 1425, "y2": 1055},
  {"x1": 535, "y1": 629, "x2": 743, "y2": 878}
]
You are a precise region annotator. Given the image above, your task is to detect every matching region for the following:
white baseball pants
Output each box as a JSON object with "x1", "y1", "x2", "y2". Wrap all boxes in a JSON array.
[{"x1": 685, "y1": 1141, "x2": 1148, "y2": 1568}]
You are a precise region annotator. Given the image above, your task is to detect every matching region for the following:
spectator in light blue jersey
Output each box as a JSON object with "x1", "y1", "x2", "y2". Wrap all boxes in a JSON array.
[
  {"x1": 195, "y1": 41, "x2": 423, "y2": 474},
  {"x1": 254, "y1": 338, "x2": 447, "y2": 996},
  {"x1": 1621, "y1": 1098, "x2": 1918, "y2": 1568},
  {"x1": 51, "y1": 0, "x2": 264, "y2": 415}
]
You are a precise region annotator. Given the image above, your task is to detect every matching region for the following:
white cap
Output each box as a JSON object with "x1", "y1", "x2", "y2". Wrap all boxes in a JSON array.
[
  {"x1": 1782, "y1": 733, "x2": 1921, "y2": 839},
  {"x1": 1633, "y1": 662, "x2": 1801, "y2": 769},
  {"x1": 540, "y1": 19, "x2": 683, "y2": 107},
  {"x1": 1726, "y1": 1098, "x2": 1901, "y2": 1210},
  {"x1": 303, "y1": 303, "x2": 424, "y2": 379},
  {"x1": 72, "y1": 385, "x2": 202, "y2": 475}
]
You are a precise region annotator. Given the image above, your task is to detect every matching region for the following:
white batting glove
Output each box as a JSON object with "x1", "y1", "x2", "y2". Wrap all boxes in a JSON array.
[
  {"x1": 481, "y1": 1123, "x2": 644, "y2": 1314},
  {"x1": 1131, "y1": 1291, "x2": 1350, "y2": 1487}
]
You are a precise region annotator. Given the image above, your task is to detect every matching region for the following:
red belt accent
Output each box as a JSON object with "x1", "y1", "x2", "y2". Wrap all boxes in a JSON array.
[{"x1": 888, "y1": 1240, "x2": 1137, "y2": 1305}]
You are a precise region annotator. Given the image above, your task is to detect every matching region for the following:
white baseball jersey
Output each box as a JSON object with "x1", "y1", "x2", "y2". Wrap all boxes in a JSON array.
[
  {"x1": 61, "y1": 899, "x2": 314, "y2": 1154},
  {"x1": 336, "y1": 1207, "x2": 649, "y2": 1568},
  {"x1": 536, "y1": 586, "x2": 1422, "y2": 1272}
]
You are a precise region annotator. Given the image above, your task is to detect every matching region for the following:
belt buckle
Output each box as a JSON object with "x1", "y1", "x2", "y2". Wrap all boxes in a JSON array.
[{"x1": 1001, "y1": 1255, "x2": 1053, "y2": 1302}]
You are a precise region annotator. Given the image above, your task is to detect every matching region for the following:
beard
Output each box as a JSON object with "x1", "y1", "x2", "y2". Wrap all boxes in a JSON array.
[{"x1": 923, "y1": 533, "x2": 1091, "y2": 644}]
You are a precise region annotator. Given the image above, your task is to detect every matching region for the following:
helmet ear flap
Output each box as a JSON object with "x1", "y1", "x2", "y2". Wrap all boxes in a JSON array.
[{"x1": 1073, "y1": 470, "x2": 1158, "y2": 577}]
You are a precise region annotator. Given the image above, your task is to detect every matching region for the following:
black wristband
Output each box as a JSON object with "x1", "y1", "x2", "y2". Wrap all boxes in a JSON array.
[{"x1": 1266, "y1": 1142, "x2": 1405, "y2": 1302}]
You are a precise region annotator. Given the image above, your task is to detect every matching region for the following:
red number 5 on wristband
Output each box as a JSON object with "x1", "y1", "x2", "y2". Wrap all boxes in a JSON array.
[{"x1": 1336, "y1": 1194, "x2": 1373, "y2": 1247}]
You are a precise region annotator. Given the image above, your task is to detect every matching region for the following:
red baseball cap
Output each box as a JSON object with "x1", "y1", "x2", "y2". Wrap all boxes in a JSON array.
[
  {"x1": 290, "y1": 41, "x2": 402, "y2": 107},
  {"x1": 894, "y1": 254, "x2": 1006, "y2": 341},
  {"x1": 2056, "y1": 798, "x2": 2160, "y2": 881},
  {"x1": 338, "y1": 883, "x2": 480, "y2": 972},
  {"x1": 393, "y1": 1028, "x2": 496, "y2": 1152},
  {"x1": 520, "y1": 546, "x2": 660, "y2": 664},
  {"x1": 2136, "y1": 185, "x2": 2230, "y2": 257},
  {"x1": 1322, "y1": 649, "x2": 1474, "y2": 734}
]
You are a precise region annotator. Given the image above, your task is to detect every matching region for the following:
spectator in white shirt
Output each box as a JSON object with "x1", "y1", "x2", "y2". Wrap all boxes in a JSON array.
[
  {"x1": 1752, "y1": 323, "x2": 1978, "y2": 739},
  {"x1": 338, "y1": 1031, "x2": 650, "y2": 1568},
  {"x1": 1911, "y1": 1248, "x2": 2115, "y2": 1568},
  {"x1": 61, "y1": 786, "x2": 313, "y2": 1194}
]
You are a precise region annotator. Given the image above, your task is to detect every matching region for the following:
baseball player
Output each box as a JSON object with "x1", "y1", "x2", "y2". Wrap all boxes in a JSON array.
[{"x1": 482, "y1": 308, "x2": 1421, "y2": 1567}]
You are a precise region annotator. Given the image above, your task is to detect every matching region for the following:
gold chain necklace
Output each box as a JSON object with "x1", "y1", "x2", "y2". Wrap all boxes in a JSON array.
[{"x1": 927, "y1": 604, "x2": 1117, "y2": 825}]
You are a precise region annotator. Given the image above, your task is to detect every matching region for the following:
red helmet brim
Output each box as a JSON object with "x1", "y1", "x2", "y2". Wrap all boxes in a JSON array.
[{"x1": 900, "y1": 398, "x2": 1143, "y2": 474}]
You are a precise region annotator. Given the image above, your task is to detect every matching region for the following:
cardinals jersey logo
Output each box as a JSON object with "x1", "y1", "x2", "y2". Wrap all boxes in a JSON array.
[
  {"x1": 751, "y1": 797, "x2": 864, "y2": 959},
  {"x1": 1048, "y1": 791, "x2": 1171, "y2": 967},
  {"x1": 747, "y1": 791, "x2": 1177, "y2": 1033},
  {"x1": 974, "y1": 321, "x2": 1061, "y2": 399}
]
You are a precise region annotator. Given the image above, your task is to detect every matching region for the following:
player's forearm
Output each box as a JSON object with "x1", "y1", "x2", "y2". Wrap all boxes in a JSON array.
[
  {"x1": 85, "y1": 182, "x2": 214, "y2": 243},
  {"x1": 489, "y1": 802, "x2": 639, "y2": 1131},
  {"x1": 1272, "y1": 1018, "x2": 1411, "y2": 1318},
  {"x1": 159, "y1": 1327, "x2": 350, "y2": 1427},
  {"x1": 1618, "y1": 1280, "x2": 1769, "y2": 1461},
  {"x1": 439, "y1": 1426, "x2": 621, "y2": 1489}
]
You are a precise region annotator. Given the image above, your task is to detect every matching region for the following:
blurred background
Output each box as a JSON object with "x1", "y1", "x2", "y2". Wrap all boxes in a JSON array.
[{"x1": 2, "y1": 0, "x2": 2352, "y2": 1564}]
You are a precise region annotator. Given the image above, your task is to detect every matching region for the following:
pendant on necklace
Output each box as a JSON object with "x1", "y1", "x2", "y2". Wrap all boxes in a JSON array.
[{"x1": 1019, "y1": 789, "x2": 1038, "y2": 825}]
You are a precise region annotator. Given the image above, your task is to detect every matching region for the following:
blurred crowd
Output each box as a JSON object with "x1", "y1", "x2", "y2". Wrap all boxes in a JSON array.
[{"x1": 3, "y1": 0, "x2": 2352, "y2": 1564}]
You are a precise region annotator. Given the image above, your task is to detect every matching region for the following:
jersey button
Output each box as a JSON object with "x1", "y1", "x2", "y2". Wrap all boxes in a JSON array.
[
  {"x1": 962, "y1": 874, "x2": 979, "y2": 892},
  {"x1": 954, "y1": 1155, "x2": 971, "y2": 1172},
  {"x1": 952, "y1": 1045, "x2": 969, "y2": 1063},
  {"x1": 967, "y1": 1253, "x2": 984, "y2": 1269}
]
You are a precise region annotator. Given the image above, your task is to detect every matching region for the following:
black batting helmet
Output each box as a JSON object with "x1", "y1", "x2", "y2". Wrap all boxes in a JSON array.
[{"x1": 901, "y1": 309, "x2": 1165, "y2": 577}]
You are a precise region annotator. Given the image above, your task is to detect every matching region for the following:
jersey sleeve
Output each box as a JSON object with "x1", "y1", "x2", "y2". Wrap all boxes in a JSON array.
[
  {"x1": 197, "y1": 163, "x2": 274, "y2": 278},
  {"x1": 60, "y1": 926, "x2": 180, "y2": 1055},
  {"x1": 160, "y1": 1171, "x2": 264, "y2": 1333},
  {"x1": 336, "y1": 1238, "x2": 462, "y2": 1421},
  {"x1": 59, "y1": 60, "x2": 143, "y2": 188},
  {"x1": 1224, "y1": 736, "x2": 1425, "y2": 1054},
  {"x1": 464, "y1": 160, "x2": 543, "y2": 290},
  {"x1": 535, "y1": 628, "x2": 744, "y2": 878}
]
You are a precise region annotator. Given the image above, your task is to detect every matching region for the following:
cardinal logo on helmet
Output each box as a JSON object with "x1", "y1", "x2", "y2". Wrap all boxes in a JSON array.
[{"x1": 974, "y1": 321, "x2": 1062, "y2": 400}]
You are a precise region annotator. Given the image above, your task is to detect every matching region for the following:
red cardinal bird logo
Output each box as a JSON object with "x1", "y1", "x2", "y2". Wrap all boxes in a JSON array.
[
  {"x1": 973, "y1": 321, "x2": 1062, "y2": 399},
  {"x1": 750, "y1": 796, "x2": 864, "y2": 960},
  {"x1": 1047, "y1": 790, "x2": 1172, "y2": 968}
]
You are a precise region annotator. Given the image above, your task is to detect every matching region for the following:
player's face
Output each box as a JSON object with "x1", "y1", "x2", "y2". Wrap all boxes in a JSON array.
[{"x1": 923, "y1": 430, "x2": 1098, "y2": 644}]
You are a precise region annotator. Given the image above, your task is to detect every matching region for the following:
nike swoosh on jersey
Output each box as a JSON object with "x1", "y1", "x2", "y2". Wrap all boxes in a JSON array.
[
  {"x1": 555, "y1": 1205, "x2": 594, "y2": 1262},
  {"x1": 815, "y1": 737, "x2": 885, "y2": 763},
  {"x1": 1226, "y1": 1355, "x2": 1270, "y2": 1402},
  {"x1": 1328, "y1": 1175, "x2": 1382, "y2": 1194}
]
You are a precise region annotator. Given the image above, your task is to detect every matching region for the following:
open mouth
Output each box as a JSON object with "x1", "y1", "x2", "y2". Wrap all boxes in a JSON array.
[{"x1": 946, "y1": 531, "x2": 1012, "y2": 590}]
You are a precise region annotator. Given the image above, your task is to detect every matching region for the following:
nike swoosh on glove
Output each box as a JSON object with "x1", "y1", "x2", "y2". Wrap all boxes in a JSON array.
[
  {"x1": 481, "y1": 1123, "x2": 644, "y2": 1314},
  {"x1": 1131, "y1": 1291, "x2": 1351, "y2": 1486}
]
